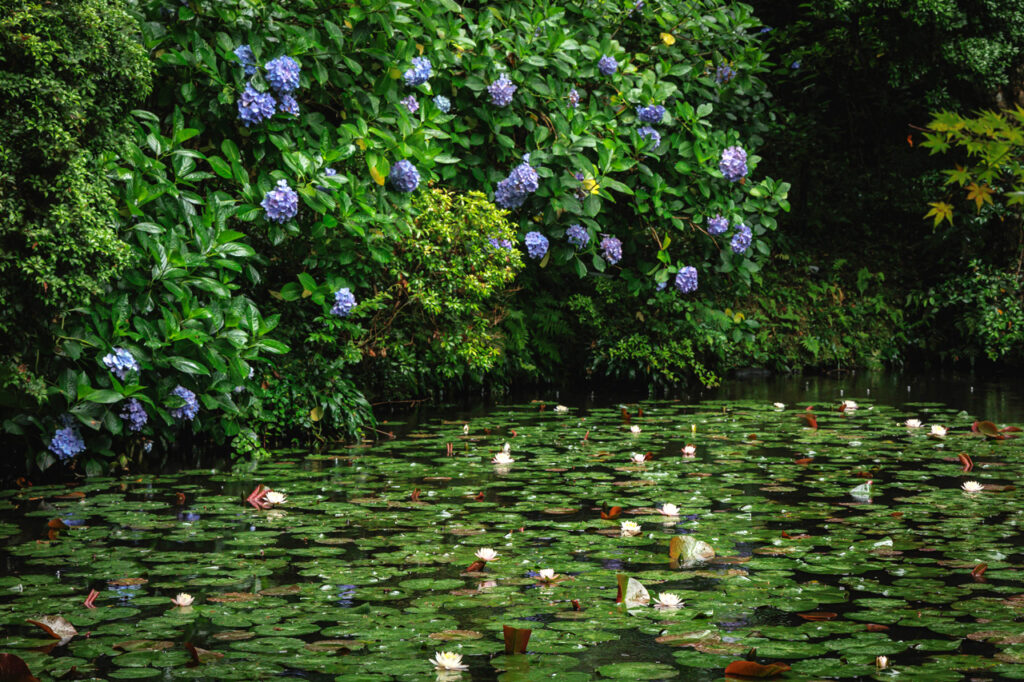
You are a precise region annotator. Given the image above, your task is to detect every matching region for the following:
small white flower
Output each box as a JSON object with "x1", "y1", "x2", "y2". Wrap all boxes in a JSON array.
[
  {"x1": 630, "y1": 452, "x2": 646, "y2": 464},
  {"x1": 492, "y1": 452, "x2": 514, "y2": 465},
  {"x1": 841, "y1": 400, "x2": 858, "y2": 411},
  {"x1": 904, "y1": 419, "x2": 922, "y2": 428},
  {"x1": 653, "y1": 592, "x2": 683, "y2": 608},
  {"x1": 629, "y1": 425, "x2": 641, "y2": 435},
  {"x1": 430, "y1": 651, "x2": 468, "y2": 671},
  {"x1": 931, "y1": 424, "x2": 948, "y2": 437},
  {"x1": 501, "y1": 442, "x2": 511, "y2": 453},
  {"x1": 171, "y1": 592, "x2": 194, "y2": 607},
  {"x1": 773, "y1": 402, "x2": 786, "y2": 410},
  {"x1": 681, "y1": 444, "x2": 696, "y2": 457},
  {"x1": 875, "y1": 655, "x2": 888, "y2": 670},
  {"x1": 553, "y1": 404, "x2": 569, "y2": 413},
  {"x1": 475, "y1": 548, "x2": 498, "y2": 562},
  {"x1": 620, "y1": 520, "x2": 642, "y2": 536},
  {"x1": 536, "y1": 568, "x2": 559, "y2": 582},
  {"x1": 463, "y1": 423, "x2": 470, "y2": 435},
  {"x1": 263, "y1": 491, "x2": 287, "y2": 506},
  {"x1": 961, "y1": 480, "x2": 984, "y2": 493},
  {"x1": 659, "y1": 503, "x2": 680, "y2": 517}
]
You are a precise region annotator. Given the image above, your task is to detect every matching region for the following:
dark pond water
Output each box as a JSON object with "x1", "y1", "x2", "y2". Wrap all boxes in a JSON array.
[{"x1": 2, "y1": 371, "x2": 1024, "y2": 681}]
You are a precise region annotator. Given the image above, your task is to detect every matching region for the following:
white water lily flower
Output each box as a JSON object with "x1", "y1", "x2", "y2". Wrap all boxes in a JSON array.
[
  {"x1": 659, "y1": 503, "x2": 680, "y2": 517},
  {"x1": 501, "y1": 442, "x2": 511, "y2": 453},
  {"x1": 841, "y1": 400, "x2": 858, "y2": 411},
  {"x1": 536, "y1": 568, "x2": 559, "y2": 581},
  {"x1": 773, "y1": 402, "x2": 786, "y2": 410},
  {"x1": 430, "y1": 651, "x2": 468, "y2": 671},
  {"x1": 474, "y1": 548, "x2": 498, "y2": 562},
  {"x1": 492, "y1": 452, "x2": 514, "y2": 465},
  {"x1": 171, "y1": 592, "x2": 194, "y2": 607},
  {"x1": 620, "y1": 520, "x2": 642, "y2": 536},
  {"x1": 463, "y1": 423, "x2": 469, "y2": 435},
  {"x1": 681, "y1": 444, "x2": 696, "y2": 457},
  {"x1": 553, "y1": 404, "x2": 569, "y2": 413},
  {"x1": 875, "y1": 655, "x2": 888, "y2": 670},
  {"x1": 629, "y1": 425, "x2": 641, "y2": 435},
  {"x1": 630, "y1": 452, "x2": 646, "y2": 464},
  {"x1": 904, "y1": 419, "x2": 922, "y2": 428},
  {"x1": 962, "y1": 480, "x2": 984, "y2": 493},
  {"x1": 264, "y1": 491, "x2": 287, "y2": 506},
  {"x1": 931, "y1": 424, "x2": 948, "y2": 437},
  {"x1": 653, "y1": 592, "x2": 683, "y2": 608}
]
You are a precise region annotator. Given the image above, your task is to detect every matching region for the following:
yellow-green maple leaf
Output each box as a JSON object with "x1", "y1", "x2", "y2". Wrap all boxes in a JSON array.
[
  {"x1": 924, "y1": 201, "x2": 954, "y2": 227},
  {"x1": 965, "y1": 182, "x2": 994, "y2": 211}
]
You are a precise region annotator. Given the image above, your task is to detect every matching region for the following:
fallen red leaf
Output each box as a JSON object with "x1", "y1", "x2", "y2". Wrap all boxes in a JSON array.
[
  {"x1": 464, "y1": 560, "x2": 486, "y2": 573},
  {"x1": 793, "y1": 457, "x2": 813, "y2": 465},
  {"x1": 502, "y1": 625, "x2": 531, "y2": 654},
  {"x1": 600, "y1": 506, "x2": 623, "y2": 520},
  {"x1": 797, "y1": 611, "x2": 838, "y2": 621},
  {"x1": 958, "y1": 452, "x2": 973, "y2": 472},
  {"x1": 621, "y1": 408, "x2": 631, "y2": 422},
  {"x1": 1001, "y1": 425, "x2": 1022, "y2": 432},
  {"x1": 724, "y1": 660, "x2": 792, "y2": 678},
  {"x1": 26, "y1": 615, "x2": 77, "y2": 641},
  {"x1": 797, "y1": 413, "x2": 817, "y2": 430},
  {"x1": 474, "y1": 491, "x2": 484, "y2": 502},
  {"x1": 83, "y1": 589, "x2": 99, "y2": 609},
  {"x1": 47, "y1": 518, "x2": 69, "y2": 530},
  {"x1": 571, "y1": 599, "x2": 581, "y2": 611},
  {"x1": 0, "y1": 653, "x2": 40, "y2": 682},
  {"x1": 184, "y1": 642, "x2": 223, "y2": 667},
  {"x1": 411, "y1": 489, "x2": 420, "y2": 502},
  {"x1": 583, "y1": 430, "x2": 590, "y2": 441},
  {"x1": 865, "y1": 624, "x2": 890, "y2": 632},
  {"x1": 890, "y1": 512, "x2": 904, "y2": 518},
  {"x1": 971, "y1": 563, "x2": 988, "y2": 579},
  {"x1": 174, "y1": 492, "x2": 186, "y2": 505}
]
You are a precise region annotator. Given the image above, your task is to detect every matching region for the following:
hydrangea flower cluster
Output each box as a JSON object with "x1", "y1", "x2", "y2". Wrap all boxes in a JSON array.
[
  {"x1": 568, "y1": 88, "x2": 580, "y2": 108},
  {"x1": 675, "y1": 266, "x2": 698, "y2": 293},
  {"x1": 331, "y1": 287, "x2": 357, "y2": 317},
  {"x1": 401, "y1": 95, "x2": 419, "y2": 113},
  {"x1": 265, "y1": 56, "x2": 301, "y2": 94},
  {"x1": 707, "y1": 214, "x2": 729, "y2": 235},
  {"x1": 49, "y1": 425, "x2": 85, "y2": 461},
  {"x1": 524, "y1": 231, "x2": 549, "y2": 259},
  {"x1": 403, "y1": 57, "x2": 432, "y2": 87},
  {"x1": 719, "y1": 145, "x2": 748, "y2": 182},
  {"x1": 261, "y1": 179, "x2": 299, "y2": 223},
  {"x1": 731, "y1": 223, "x2": 752, "y2": 253},
  {"x1": 566, "y1": 224, "x2": 589, "y2": 248},
  {"x1": 636, "y1": 104, "x2": 665, "y2": 124},
  {"x1": 715, "y1": 64, "x2": 736, "y2": 83},
  {"x1": 170, "y1": 386, "x2": 199, "y2": 421},
  {"x1": 388, "y1": 160, "x2": 420, "y2": 193},
  {"x1": 488, "y1": 75, "x2": 517, "y2": 107},
  {"x1": 494, "y1": 155, "x2": 539, "y2": 209},
  {"x1": 234, "y1": 45, "x2": 257, "y2": 76},
  {"x1": 102, "y1": 347, "x2": 139, "y2": 380},
  {"x1": 598, "y1": 55, "x2": 618, "y2": 75},
  {"x1": 489, "y1": 238, "x2": 514, "y2": 250},
  {"x1": 638, "y1": 126, "x2": 661, "y2": 150},
  {"x1": 278, "y1": 94, "x2": 299, "y2": 116},
  {"x1": 237, "y1": 84, "x2": 277, "y2": 127},
  {"x1": 433, "y1": 95, "x2": 451, "y2": 113},
  {"x1": 120, "y1": 398, "x2": 148, "y2": 432},
  {"x1": 600, "y1": 235, "x2": 623, "y2": 265}
]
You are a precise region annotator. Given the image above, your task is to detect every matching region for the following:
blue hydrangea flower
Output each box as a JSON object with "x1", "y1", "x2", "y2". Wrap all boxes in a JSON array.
[
  {"x1": 489, "y1": 238, "x2": 513, "y2": 250},
  {"x1": 568, "y1": 88, "x2": 580, "y2": 108},
  {"x1": 707, "y1": 214, "x2": 729, "y2": 235},
  {"x1": 433, "y1": 95, "x2": 451, "y2": 113},
  {"x1": 388, "y1": 160, "x2": 420, "y2": 193},
  {"x1": 234, "y1": 44, "x2": 257, "y2": 76},
  {"x1": 719, "y1": 145, "x2": 748, "y2": 182},
  {"x1": 636, "y1": 104, "x2": 665, "y2": 124},
  {"x1": 638, "y1": 126, "x2": 661, "y2": 150},
  {"x1": 731, "y1": 223, "x2": 752, "y2": 253},
  {"x1": 629, "y1": 0, "x2": 644, "y2": 14},
  {"x1": 494, "y1": 155, "x2": 539, "y2": 209},
  {"x1": 566, "y1": 224, "x2": 589, "y2": 248},
  {"x1": 791, "y1": 60, "x2": 801, "y2": 70},
  {"x1": 403, "y1": 56, "x2": 432, "y2": 87},
  {"x1": 487, "y1": 75, "x2": 517, "y2": 107},
  {"x1": 49, "y1": 425, "x2": 85, "y2": 460},
  {"x1": 237, "y1": 83, "x2": 276, "y2": 127},
  {"x1": 760, "y1": 26, "x2": 772, "y2": 33},
  {"x1": 170, "y1": 385, "x2": 199, "y2": 421},
  {"x1": 401, "y1": 95, "x2": 419, "y2": 113},
  {"x1": 715, "y1": 64, "x2": 736, "y2": 83},
  {"x1": 278, "y1": 94, "x2": 299, "y2": 115},
  {"x1": 331, "y1": 287, "x2": 357, "y2": 317},
  {"x1": 675, "y1": 266, "x2": 698, "y2": 293},
  {"x1": 119, "y1": 398, "x2": 148, "y2": 432},
  {"x1": 264, "y1": 55, "x2": 300, "y2": 94},
  {"x1": 524, "y1": 231, "x2": 549, "y2": 259},
  {"x1": 598, "y1": 55, "x2": 618, "y2": 75},
  {"x1": 600, "y1": 235, "x2": 623, "y2": 265},
  {"x1": 656, "y1": 280, "x2": 667, "y2": 291},
  {"x1": 261, "y1": 179, "x2": 299, "y2": 223},
  {"x1": 102, "y1": 347, "x2": 139, "y2": 380}
]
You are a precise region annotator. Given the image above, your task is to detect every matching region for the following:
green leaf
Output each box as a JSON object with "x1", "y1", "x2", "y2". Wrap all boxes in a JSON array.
[
  {"x1": 168, "y1": 357, "x2": 210, "y2": 375},
  {"x1": 207, "y1": 156, "x2": 233, "y2": 180}
]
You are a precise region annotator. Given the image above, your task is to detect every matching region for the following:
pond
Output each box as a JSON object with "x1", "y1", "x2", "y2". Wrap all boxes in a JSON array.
[{"x1": 2, "y1": 371, "x2": 1024, "y2": 680}]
